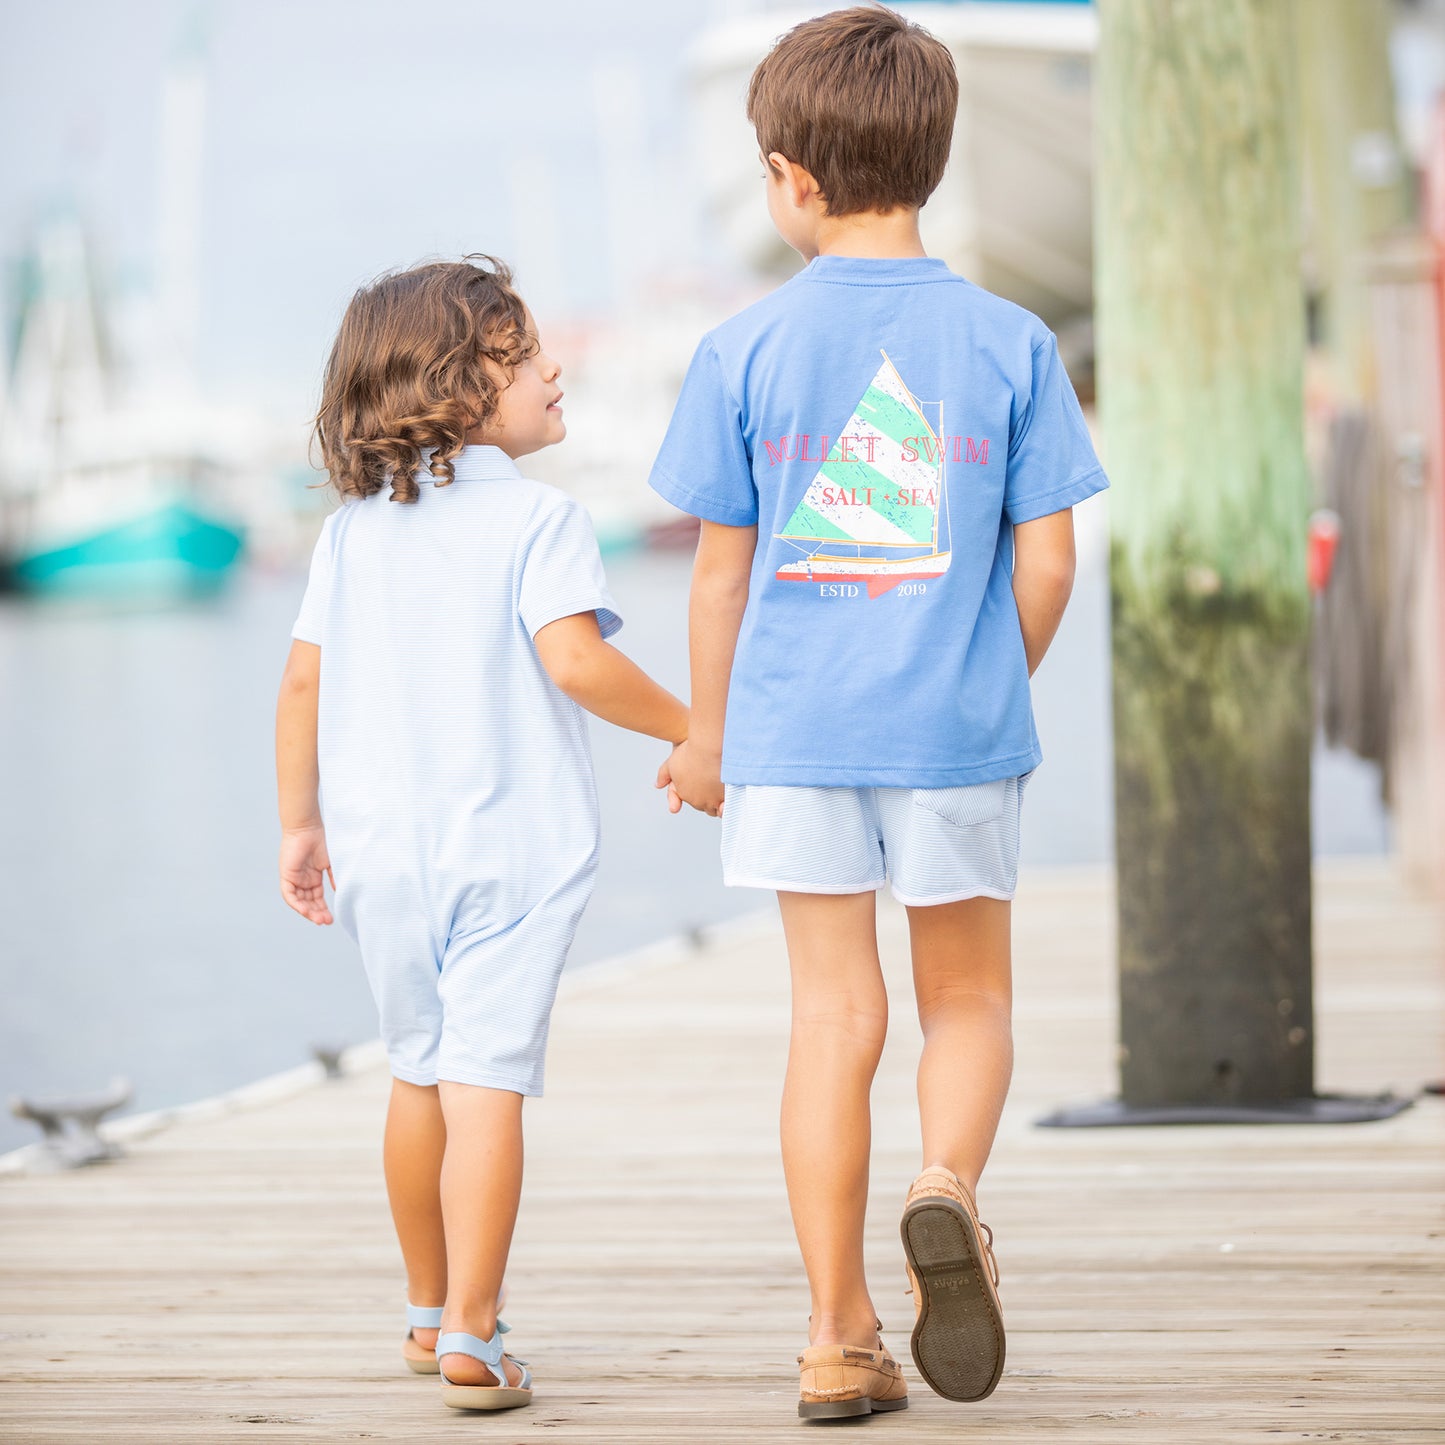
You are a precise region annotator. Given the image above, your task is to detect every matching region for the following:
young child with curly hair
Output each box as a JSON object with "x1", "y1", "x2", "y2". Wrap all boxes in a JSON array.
[{"x1": 275, "y1": 256, "x2": 686, "y2": 1414}]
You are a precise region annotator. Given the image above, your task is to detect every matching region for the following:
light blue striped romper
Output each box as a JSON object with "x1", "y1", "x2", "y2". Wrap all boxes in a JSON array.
[{"x1": 292, "y1": 445, "x2": 621, "y2": 1094}]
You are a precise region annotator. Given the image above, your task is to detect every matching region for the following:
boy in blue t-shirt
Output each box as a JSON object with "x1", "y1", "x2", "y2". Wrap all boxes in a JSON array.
[{"x1": 650, "y1": 5, "x2": 1106, "y2": 1422}]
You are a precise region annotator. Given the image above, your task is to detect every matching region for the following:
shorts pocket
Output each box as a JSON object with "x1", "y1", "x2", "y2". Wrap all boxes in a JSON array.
[{"x1": 913, "y1": 780, "x2": 1008, "y2": 829}]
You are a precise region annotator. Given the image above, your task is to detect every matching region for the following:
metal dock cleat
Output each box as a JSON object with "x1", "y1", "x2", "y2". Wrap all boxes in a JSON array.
[{"x1": 10, "y1": 1078, "x2": 132, "y2": 1169}]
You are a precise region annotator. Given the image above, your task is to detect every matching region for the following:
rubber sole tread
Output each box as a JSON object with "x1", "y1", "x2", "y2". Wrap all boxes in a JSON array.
[{"x1": 901, "y1": 1195, "x2": 1005, "y2": 1402}]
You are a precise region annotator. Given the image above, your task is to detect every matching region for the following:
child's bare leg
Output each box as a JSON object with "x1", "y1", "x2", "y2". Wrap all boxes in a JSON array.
[
  {"x1": 777, "y1": 890, "x2": 888, "y2": 1349},
  {"x1": 384, "y1": 1079, "x2": 447, "y2": 1347},
  {"x1": 436, "y1": 1083, "x2": 526, "y2": 1386},
  {"x1": 908, "y1": 897, "x2": 1013, "y2": 1192}
]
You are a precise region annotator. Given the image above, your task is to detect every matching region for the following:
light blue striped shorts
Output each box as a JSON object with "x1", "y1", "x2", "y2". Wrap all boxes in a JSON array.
[
  {"x1": 334, "y1": 852, "x2": 596, "y2": 1096},
  {"x1": 721, "y1": 776, "x2": 1030, "y2": 905}
]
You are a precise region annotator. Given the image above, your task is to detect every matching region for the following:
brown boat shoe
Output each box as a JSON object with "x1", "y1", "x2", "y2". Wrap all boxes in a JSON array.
[
  {"x1": 797, "y1": 1334, "x2": 909, "y2": 1421},
  {"x1": 900, "y1": 1166, "x2": 1005, "y2": 1402}
]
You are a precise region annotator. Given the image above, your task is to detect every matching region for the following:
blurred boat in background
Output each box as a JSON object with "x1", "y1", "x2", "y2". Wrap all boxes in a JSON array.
[
  {"x1": 10, "y1": 502, "x2": 242, "y2": 599},
  {"x1": 0, "y1": 20, "x2": 316, "y2": 600},
  {"x1": 525, "y1": 3, "x2": 1099, "y2": 549},
  {"x1": 0, "y1": 220, "x2": 248, "y2": 599},
  {"x1": 692, "y1": 1, "x2": 1098, "y2": 329}
]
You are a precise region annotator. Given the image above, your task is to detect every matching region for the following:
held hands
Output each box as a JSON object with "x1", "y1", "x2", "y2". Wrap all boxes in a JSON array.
[
  {"x1": 656, "y1": 739, "x2": 725, "y2": 818},
  {"x1": 279, "y1": 824, "x2": 335, "y2": 925}
]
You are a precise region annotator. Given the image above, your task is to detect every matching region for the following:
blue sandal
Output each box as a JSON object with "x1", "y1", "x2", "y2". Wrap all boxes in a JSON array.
[
  {"x1": 402, "y1": 1285, "x2": 510, "y2": 1375},
  {"x1": 402, "y1": 1303, "x2": 444, "y2": 1374},
  {"x1": 437, "y1": 1329, "x2": 533, "y2": 1411}
]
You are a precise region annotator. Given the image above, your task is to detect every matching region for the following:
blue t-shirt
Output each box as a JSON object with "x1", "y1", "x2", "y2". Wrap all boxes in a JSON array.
[{"x1": 648, "y1": 254, "x2": 1107, "y2": 788}]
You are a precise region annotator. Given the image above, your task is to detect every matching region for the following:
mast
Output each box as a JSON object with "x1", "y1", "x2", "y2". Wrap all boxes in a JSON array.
[
  {"x1": 933, "y1": 397, "x2": 944, "y2": 552},
  {"x1": 155, "y1": 10, "x2": 208, "y2": 399}
]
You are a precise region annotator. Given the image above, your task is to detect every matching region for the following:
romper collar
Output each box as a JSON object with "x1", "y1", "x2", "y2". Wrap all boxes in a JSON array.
[{"x1": 424, "y1": 445, "x2": 521, "y2": 483}]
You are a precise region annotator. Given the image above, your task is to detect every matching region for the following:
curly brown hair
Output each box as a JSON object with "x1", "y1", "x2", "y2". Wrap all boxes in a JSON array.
[{"x1": 312, "y1": 256, "x2": 535, "y2": 504}]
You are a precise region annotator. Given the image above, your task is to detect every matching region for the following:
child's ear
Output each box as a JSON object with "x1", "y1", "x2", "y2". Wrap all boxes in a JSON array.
[{"x1": 768, "y1": 152, "x2": 820, "y2": 211}]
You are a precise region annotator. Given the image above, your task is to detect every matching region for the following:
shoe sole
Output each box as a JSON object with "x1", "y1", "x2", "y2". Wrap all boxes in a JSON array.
[
  {"x1": 403, "y1": 1355, "x2": 440, "y2": 1375},
  {"x1": 901, "y1": 1195, "x2": 1005, "y2": 1402},
  {"x1": 798, "y1": 1396, "x2": 909, "y2": 1420},
  {"x1": 440, "y1": 1384, "x2": 532, "y2": 1411}
]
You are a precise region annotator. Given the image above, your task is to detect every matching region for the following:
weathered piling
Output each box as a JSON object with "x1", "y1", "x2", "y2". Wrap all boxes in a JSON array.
[{"x1": 1096, "y1": 0, "x2": 1315, "y2": 1108}]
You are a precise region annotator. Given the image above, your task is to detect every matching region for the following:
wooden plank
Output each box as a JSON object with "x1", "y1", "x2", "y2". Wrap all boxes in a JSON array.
[{"x1": 0, "y1": 861, "x2": 1441, "y2": 1443}]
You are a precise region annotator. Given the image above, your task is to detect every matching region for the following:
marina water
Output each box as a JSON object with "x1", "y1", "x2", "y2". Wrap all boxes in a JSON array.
[{"x1": 0, "y1": 537, "x2": 1386, "y2": 1156}]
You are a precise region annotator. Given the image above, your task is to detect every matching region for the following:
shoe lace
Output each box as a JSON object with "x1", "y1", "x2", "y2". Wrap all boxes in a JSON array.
[{"x1": 978, "y1": 1218, "x2": 1000, "y2": 1288}]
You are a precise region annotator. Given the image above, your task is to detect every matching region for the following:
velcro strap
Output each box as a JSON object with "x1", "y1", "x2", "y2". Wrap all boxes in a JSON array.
[{"x1": 436, "y1": 1330, "x2": 506, "y2": 1387}]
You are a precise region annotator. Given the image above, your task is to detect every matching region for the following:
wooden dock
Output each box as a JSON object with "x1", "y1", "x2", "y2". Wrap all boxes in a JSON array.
[{"x1": 2, "y1": 860, "x2": 1441, "y2": 1443}]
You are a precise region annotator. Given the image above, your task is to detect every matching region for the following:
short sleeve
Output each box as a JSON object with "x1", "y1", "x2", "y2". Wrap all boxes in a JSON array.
[
  {"x1": 1005, "y1": 336, "x2": 1108, "y2": 525},
  {"x1": 291, "y1": 512, "x2": 337, "y2": 644},
  {"x1": 648, "y1": 336, "x2": 757, "y2": 526},
  {"x1": 516, "y1": 497, "x2": 623, "y2": 641}
]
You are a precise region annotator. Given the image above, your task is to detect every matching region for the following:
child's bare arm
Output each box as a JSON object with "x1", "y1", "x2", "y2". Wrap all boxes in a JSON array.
[
  {"x1": 534, "y1": 614, "x2": 689, "y2": 743},
  {"x1": 660, "y1": 520, "x2": 757, "y2": 817},
  {"x1": 275, "y1": 640, "x2": 334, "y2": 925},
  {"x1": 1012, "y1": 508, "x2": 1077, "y2": 676}
]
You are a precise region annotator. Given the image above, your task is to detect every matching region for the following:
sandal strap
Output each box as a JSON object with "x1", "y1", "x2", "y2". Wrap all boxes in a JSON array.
[
  {"x1": 405, "y1": 1303, "x2": 511, "y2": 1333},
  {"x1": 436, "y1": 1329, "x2": 507, "y2": 1387}
]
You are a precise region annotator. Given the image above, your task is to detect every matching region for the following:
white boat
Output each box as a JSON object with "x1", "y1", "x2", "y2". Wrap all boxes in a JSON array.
[{"x1": 690, "y1": 1, "x2": 1098, "y2": 326}]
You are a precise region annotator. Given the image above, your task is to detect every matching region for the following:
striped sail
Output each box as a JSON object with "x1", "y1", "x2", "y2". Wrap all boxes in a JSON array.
[{"x1": 777, "y1": 354, "x2": 941, "y2": 551}]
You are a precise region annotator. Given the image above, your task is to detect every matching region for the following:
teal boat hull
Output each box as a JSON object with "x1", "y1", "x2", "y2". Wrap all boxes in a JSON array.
[{"x1": 12, "y1": 503, "x2": 244, "y2": 597}]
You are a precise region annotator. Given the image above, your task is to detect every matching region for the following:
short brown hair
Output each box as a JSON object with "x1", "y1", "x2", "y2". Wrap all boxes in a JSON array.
[
  {"x1": 313, "y1": 256, "x2": 534, "y2": 504},
  {"x1": 747, "y1": 5, "x2": 957, "y2": 217}
]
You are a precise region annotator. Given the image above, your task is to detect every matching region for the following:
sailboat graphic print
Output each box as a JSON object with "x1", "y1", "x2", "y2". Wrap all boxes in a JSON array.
[{"x1": 775, "y1": 351, "x2": 951, "y2": 599}]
